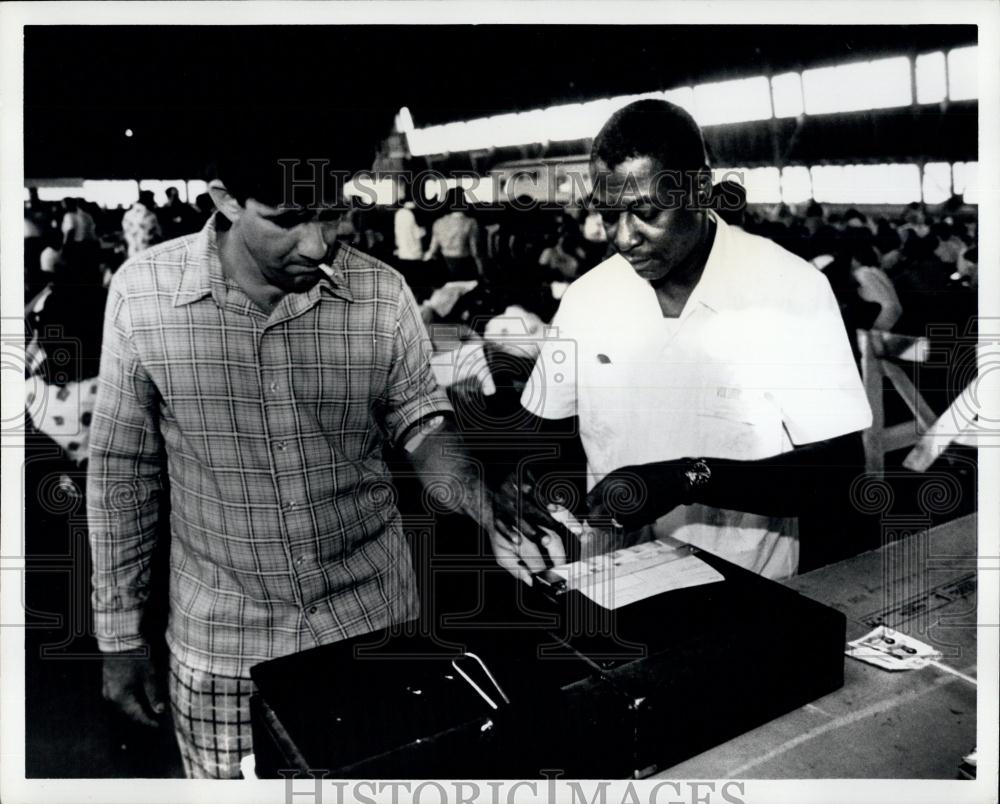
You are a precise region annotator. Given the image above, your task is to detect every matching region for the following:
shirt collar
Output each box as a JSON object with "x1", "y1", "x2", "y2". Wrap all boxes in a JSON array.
[
  {"x1": 614, "y1": 209, "x2": 729, "y2": 323},
  {"x1": 173, "y1": 214, "x2": 354, "y2": 308},
  {"x1": 679, "y1": 209, "x2": 728, "y2": 316}
]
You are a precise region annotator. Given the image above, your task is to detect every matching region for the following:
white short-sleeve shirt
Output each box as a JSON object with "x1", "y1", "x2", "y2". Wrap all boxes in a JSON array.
[{"x1": 521, "y1": 213, "x2": 872, "y2": 579}]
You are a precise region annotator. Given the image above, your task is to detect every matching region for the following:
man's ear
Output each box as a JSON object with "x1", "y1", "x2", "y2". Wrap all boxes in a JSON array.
[
  {"x1": 208, "y1": 179, "x2": 243, "y2": 224},
  {"x1": 694, "y1": 166, "x2": 714, "y2": 209}
]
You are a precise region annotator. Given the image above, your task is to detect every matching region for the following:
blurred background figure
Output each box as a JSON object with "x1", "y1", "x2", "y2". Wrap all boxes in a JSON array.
[
  {"x1": 393, "y1": 189, "x2": 429, "y2": 299},
  {"x1": 580, "y1": 199, "x2": 609, "y2": 267},
  {"x1": 60, "y1": 196, "x2": 100, "y2": 273},
  {"x1": 424, "y1": 188, "x2": 483, "y2": 280},
  {"x1": 821, "y1": 230, "x2": 903, "y2": 363},
  {"x1": 194, "y1": 192, "x2": 215, "y2": 225},
  {"x1": 25, "y1": 243, "x2": 109, "y2": 475},
  {"x1": 158, "y1": 186, "x2": 200, "y2": 241},
  {"x1": 122, "y1": 190, "x2": 162, "y2": 257},
  {"x1": 60, "y1": 196, "x2": 98, "y2": 246},
  {"x1": 538, "y1": 225, "x2": 586, "y2": 282}
]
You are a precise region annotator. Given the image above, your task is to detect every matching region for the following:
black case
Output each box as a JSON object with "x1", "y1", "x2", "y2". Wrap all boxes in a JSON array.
[{"x1": 250, "y1": 548, "x2": 845, "y2": 779}]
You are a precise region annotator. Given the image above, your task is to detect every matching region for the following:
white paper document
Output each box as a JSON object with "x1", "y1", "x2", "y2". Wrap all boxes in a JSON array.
[{"x1": 549, "y1": 539, "x2": 724, "y2": 610}]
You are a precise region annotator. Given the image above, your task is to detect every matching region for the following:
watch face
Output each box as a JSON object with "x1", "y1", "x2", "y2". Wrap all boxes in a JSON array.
[{"x1": 683, "y1": 460, "x2": 711, "y2": 504}]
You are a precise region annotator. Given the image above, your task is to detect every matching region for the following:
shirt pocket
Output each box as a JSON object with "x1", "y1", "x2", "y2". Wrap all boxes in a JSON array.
[
  {"x1": 694, "y1": 388, "x2": 786, "y2": 460},
  {"x1": 579, "y1": 358, "x2": 636, "y2": 435}
]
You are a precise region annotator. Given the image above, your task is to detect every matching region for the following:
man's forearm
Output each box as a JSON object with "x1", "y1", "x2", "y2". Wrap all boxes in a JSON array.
[
  {"x1": 692, "y1": 433, "x2": 864, "y2": 517},
  {"x1": 405, "y1": 416, "x2": 491, "y2": 526},
  {"x1": 87, "y1": 457, "x2": 163, "y2": 652}
]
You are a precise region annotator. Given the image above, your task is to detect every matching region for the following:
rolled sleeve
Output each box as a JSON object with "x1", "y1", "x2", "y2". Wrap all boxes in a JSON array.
[
  {"x1": 86, "y1": 279, "x2": 165, "y2": 653},
  {"x1": 770, "y1": 271, "x2": 873, "y2": 445},
  {"x1": 520, "y1": 305, "x2": 579, "y2": 420},
  {"x1": 381, "y1": 283, "x2": 453, "y2": 445}
]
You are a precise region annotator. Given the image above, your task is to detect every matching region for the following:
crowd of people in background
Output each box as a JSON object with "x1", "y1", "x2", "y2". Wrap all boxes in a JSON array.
[{"x1": 22, "y1": 180, "x2": 979, "y2": 480}]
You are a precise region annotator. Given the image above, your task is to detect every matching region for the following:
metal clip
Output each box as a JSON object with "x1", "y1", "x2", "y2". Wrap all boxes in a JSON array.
[{"x1": 450, "y1": 652, "x2": 511, "y2": 711}]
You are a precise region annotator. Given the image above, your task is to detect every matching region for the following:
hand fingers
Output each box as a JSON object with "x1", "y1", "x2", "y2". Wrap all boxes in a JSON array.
[
  {"x1": 537, "y1": 527, "x2": 567, "y2": 566},
  {"x1": 495, "y1": 501, "x2": 539, "y2": 542},
  {"x1": 114, "y1": 690, "x2": 160, "y2": 728},
  {"x1": 583, "y1": 493, "x2": 607, "y2": 523},
  {"x1": 493, "y1": 517, "x2": 521, "y2": 547},
  {"x1": 492, "y1": 516, "x2": 548, "y2": 575},
  {"x1": 142, "y1": 670, "x2": 166, "y2": 716},
  {"x1": 495, "y1": 485, "x2": 562, "y2": 541},
  {"x1": 513, "y1": 535, "x2": 548, "y2": 575},
  {"x1": 488, "y1": 531, "x2": 532, "y2": 585}
]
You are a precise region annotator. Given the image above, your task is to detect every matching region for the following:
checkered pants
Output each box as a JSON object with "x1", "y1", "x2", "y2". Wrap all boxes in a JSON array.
[{"x1": 168, "y1": 653, "x2": 256, "y2": 779}]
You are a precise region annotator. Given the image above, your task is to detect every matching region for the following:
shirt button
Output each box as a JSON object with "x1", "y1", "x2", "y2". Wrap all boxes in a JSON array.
[
  {"x1": 283, "y1": 500, "x2": 297, "y2": 511},
  {"x1": 275, "y1": 441, "x2": 287, "y2": 451},
  {"x1": 295, "y1": 554, "x2": 307, "y2": 566},
  {"x1": 308, "y1": 606, "x2": 318, "y2": 614},
  {"x1": 268, "y1": 381, "x2": 280, "y2": 393}
]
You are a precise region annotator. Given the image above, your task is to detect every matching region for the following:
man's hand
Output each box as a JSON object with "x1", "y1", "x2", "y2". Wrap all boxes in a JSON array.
[
  {"x1": 404, "y1": 417, "x2": 569, "y2": 584},
  {"x1": 101, "y1": 651, "x2": 166, "y2": 728},
  {"x1": 584, "y1": 460, "x2": 696, "y2": 532},
  {"x1": 493, "y1": 467, "x2": 569, "y2": 545},
  {"x1": 490, "y1": 469, "x2": 569, "y2": 583},
  {"x1": 488, "y1": 523, "x2": 566, "y2": 585}
]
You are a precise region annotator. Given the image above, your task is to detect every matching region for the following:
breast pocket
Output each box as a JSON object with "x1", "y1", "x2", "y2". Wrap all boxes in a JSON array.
[{"x1": 695, "y1": 389, "x2": 786, "y2": 460}]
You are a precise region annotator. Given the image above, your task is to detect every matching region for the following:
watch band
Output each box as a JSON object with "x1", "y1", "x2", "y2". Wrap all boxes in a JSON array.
[{"x1": 682, "y1": 458, "x2": 712, "y2": 504}]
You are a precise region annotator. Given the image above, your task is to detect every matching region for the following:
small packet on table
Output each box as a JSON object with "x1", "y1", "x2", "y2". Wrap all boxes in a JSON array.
[{"x1": 846, "y1": 625, "x2": 942, "y2": 671}]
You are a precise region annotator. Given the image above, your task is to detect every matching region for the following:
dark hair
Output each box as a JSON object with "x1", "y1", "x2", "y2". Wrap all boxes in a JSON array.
[
  {"x1": 835, "y1": 227, "x2": 879, "y2": 266},
  {"x1": 446, "y1": 187, "x2": 468, "y2": 212},
  {"x1": 902, "y1": 232, "x2": 938, "y2": 260},
  {"x1": 591, "y1": 99, "x2": 708, "y2": 174},
  {"x1": 930, "y1": 221, "x2": 956, "y2": 241},
  {"x1": 805, "y1": 200, "x2": 824, "y2": 218},
  {"x1": 874, "y1": 221, "x2": 902, "y2": 255},
  {"x1": 209, "y1": 107, "x2": 389, "y2": 209},
  {"x1": 42, "y1": 227, "x2": 63, "y2": 251},
  {"x1": 138, "y1": 190, "x2": 156, "y2": 206}
]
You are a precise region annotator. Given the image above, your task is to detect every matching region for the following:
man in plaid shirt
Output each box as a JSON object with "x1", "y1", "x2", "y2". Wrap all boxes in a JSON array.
[{"x1": 87, "y1": 128, "x2": 560, "y2": 778}]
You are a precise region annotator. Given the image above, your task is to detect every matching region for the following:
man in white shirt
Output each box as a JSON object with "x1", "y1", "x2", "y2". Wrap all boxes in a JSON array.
[
  {"x1": 500, "y1": 100, "x2": 871, "y2": 580},
  {"x1": 394, "y1": 199, "x2": 425, "y2": 262},
  {"x1": 61, "y1": 196, "x2": 98, "y2": 244},
  {"x1": 393, "y1": 197, "x2": 430, "y2": 298}
]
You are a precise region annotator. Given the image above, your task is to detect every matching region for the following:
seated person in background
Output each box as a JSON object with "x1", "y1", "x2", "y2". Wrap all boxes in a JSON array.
[
  {"x1": 951, "y1": 245, "x2": 977, "y2": 288},
  {"x1": 873, "y1": 219, "x2": 903, "y2": 272},
  {"x1": 539, "y1": 226, "x2": 588, "y2": 282},
  {"x1": 495, "y1": 99, "x2": 872, "y2": 582},
  {"x1": 822, "y1": 232, "x2": 903, "y2": 360}
]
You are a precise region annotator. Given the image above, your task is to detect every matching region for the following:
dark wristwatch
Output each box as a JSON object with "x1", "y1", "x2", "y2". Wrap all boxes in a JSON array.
[{"x1": 681, "y1": 458, "x2": 712, "y2": 504}]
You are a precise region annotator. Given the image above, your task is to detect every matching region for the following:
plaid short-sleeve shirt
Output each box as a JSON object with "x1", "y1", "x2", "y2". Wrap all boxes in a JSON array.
[{"x1": 87, "y1": 216, "x2": 451, "y2": 678}]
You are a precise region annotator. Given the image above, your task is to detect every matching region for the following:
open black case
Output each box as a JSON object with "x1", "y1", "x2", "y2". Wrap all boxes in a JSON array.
[{"x1": 250, "y1": 546, "x2": 845, "y2": 779}]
